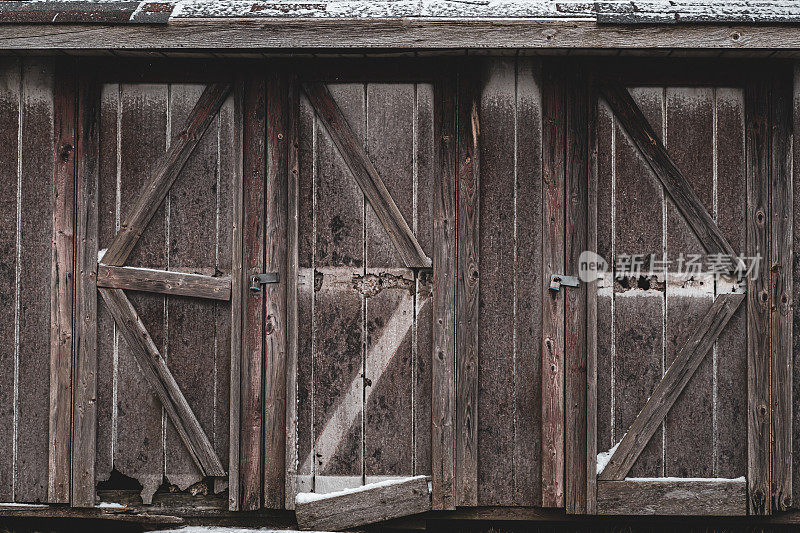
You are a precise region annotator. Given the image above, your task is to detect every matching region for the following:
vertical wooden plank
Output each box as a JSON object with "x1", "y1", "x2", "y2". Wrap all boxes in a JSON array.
[
  {"x1": 364, "y1": 83, "x2": 415, "y2": 483},
  {"x1": 715, "y1": 87, "x2": 747, "y2": 480},
  {"x1": 477, "y1": 57, "x2": 515, "y2": 507},
  {"x1": 49, "y1": 59, "x2": 76, "y2": 504},
  {"x1": 71, "y1": 70, "x2": 100, "y2": 508},
  {"x1": 240, "y1": 75, "x2": 265, "y2": 511},
  {"x1": 514, "y1": 57, "x2": 544, "y2": 507},
  {"x1": 540, "y1": 63, "x2": 565, "y2": 508},
  {"x1": 227, "y1": 79, "x2": 245, "y2": 511},
  {"x1": 114, "y1": 82, "x2": 167, "y2": 505},
  {"x1": 771, "y1": 67, "x2": 793, "y2": 512},
  {"x1": 264, "y1": 70, "x2": 288, "y2": 509},
  {"x1": 0, "y1": 58, "x2": 20, "y2": 503},
  {"x1": 664, "y1": 87, "x2": 715, "y2": 478},
  {"x1": 456, "y1": 64, "x2": 479, "y2": 507},
  {"x1": 745, "y1": 76, "x2": 772, "y2": 516},
  {"x1": 585, "y1": 70, "x2": 598, "y2": 516},
  {"x1": 565, "y1": 67, "x2": 589, "y2": 515},
  {"x1": 432, "y1": 73, "x2": 457, "y2": 511},
  {"x1": 16, "y1": 58, "x2": 55, "y2": 503},
  {"x1": 792, "y1": 63, "x2": 800, "y2": 512},
  {"x1": 285, "y1": 75, "x2": 300, "y2": 510}
]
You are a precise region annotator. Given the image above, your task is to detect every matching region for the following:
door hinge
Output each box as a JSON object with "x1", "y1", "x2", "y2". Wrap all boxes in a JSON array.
[
  {"x1": 549, "y1": 274, "x2": 580, "y2": 292},
  {"x1": 250, "y1": 272, "x2": 280, "y2": 292}
]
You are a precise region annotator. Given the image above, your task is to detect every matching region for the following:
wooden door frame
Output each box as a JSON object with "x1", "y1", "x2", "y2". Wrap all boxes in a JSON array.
[{"x1": 551, "y1": 59, "x2": 793, "y2": 516}]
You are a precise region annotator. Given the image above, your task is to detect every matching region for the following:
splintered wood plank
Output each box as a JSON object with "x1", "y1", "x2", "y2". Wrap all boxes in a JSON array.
[
  {"x1": 455, "y1": 67, "x2": 479, "y2": 507},
  {"x1": 97, "y1": 265, "x2": 231, "y2": 300},
  {"x1": 564, "y1": 68, "x2": 589, "y2": 515},
  {"x1": 611, "y1": 87, "x2": 664, "y2": 479},
  {"x1": 71, "y1": 73, "x2": 100, "y2": 508},
  {"x1": 745, "y1": 78, "x2": 771, "y2": 516},
  {"x1": 114, "y1": 83, "x2": 168, "y2": 504},
  {"x1": 240, "y1": 76, "x2": 265, "y2": 511},
  {"x1": 714, "y1": 87, "x2": 747, "y2": 480},
  {"x1": 514, "y1": 58, "x2": 543, "y2": 507},
  {"x1": 600, "y1": 81, "x2": 736, "y2": 260},
  {"x1": 164, "y1": 84, "x2": 225, "y2": 492},
  {"x1": 101, "y1": 82, "x2": 231, "y2": 267},
  {"x1": 312, "y1": 84, "x2": 364, "y2": 489},
  {"x1": 597, "y1": 479, "x2": 746, "y2": 516},
  {"x1": 364, "y1": 83, "x2": 415, "y2": 483},
  {"x1": 264, "y1": 71, "x2": 289, "y2": 508},
  {"x1": 598, "y1": 292, "x2": 745, "y2": 481},
  {"x1": 49, "y1": 60, "x2": 76, "y2": 504},
  {"x1": 476, "y1": 57, "x2": 515, "y2": 506},
  {"x1": 540, "y1": 65, "x2": 564, "y2": 508},
  {"x1": 432, "y1": 75, "x2": 457, "y2": 510},
  {"x1": 0, "y1": 58, "x2": 20, "y2": 503},
  {"x1": 16, "y1": 59, "x2": 54, "y2": 503},
  {"x1": 302, "y1": 82, "x2": 429, "y2": 269},
  {"x1": 771, "y1": 68, "x2": 793, "y2": 512},
  {"x1": 295, "y1": 476, "x2": 431, "y2": 531},
  {"x1": 664, "y1": 87, "x2": 715, "y2": 478}
]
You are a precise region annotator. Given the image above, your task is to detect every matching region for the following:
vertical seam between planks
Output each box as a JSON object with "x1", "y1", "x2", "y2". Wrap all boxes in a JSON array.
[
  {"x1": 361, "y1": 82, "x2": 368, "y2": 486},
  {"x1": 661, "y1": 86, "x2": 667, "y2": 478},
  {"x1": 112, "y1": 83, "x2": 121, "y2": 468},
  {"x1": 511, "y1": 57, "x2": 519, "y2": 499},
  {"x1": 411, "y1": 82, "x2": 418, "y2": 476},
  {"x1": 214, "y1": 109, "x2": 221, "y2": 448},
  {"x1": 163, "y1": 83, "x2": 172, "y2": 480},
  {"x1": 12, "y1": 60, "x2": 22, "y2": 502},
  {"x1": 310, "y1": 108, "x2": 317, "y2": 492},
  {"x1": 711, "y1": 86, "x2": 719, "y2": 477},
  {"x1": 610, "y1": 110, "x2": 616, "y2": 446}
]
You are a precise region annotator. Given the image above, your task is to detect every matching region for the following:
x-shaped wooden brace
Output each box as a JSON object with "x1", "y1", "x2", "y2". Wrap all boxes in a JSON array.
[
  {"x1": 596, "y1": 82, "x2": 746, "y2": 481},
  {"x1": 97, "y1": 83, "x2": 232, "y2": 478}
]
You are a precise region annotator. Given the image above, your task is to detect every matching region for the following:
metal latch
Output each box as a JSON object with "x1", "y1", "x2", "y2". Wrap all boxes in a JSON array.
[
  {"x1": 250, "y1": 272, "x2": 280, "y2": 292},
  {"x1": 549, "y1": 274, "x2": 580, "y2": 292}
]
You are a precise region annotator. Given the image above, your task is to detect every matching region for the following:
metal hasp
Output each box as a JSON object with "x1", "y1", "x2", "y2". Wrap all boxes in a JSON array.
[
  {"x1": 549, "y1": 274, "x2": 580, "y2": 292},
  {"x1": 250, "y1": 272, "x2": 280, "y2": 293}
]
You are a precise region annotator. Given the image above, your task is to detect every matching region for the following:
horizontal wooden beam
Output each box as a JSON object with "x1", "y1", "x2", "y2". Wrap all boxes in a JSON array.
[
  {"x1": 97, "y1": 265, "x2": 231, "y2": 300},
  {"x1": 2, "y1": 20, "x2": 800, "y2": 50},
  {"x1": 597, "y1": 479, "x2": 747, "y2": 516}
]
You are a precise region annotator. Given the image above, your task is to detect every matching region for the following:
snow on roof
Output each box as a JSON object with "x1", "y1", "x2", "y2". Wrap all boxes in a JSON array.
[{"x1": 2, "y1": 0, "x2": 800, "y2": 24}]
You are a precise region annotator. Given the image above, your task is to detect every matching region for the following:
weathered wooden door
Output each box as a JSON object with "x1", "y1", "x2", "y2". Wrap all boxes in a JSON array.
[{"x1": 556, "y1": 61, "x2": 793, "y2": 516}]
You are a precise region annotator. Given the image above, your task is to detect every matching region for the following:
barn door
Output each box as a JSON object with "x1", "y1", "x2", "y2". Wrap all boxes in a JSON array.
[{"x1": 556, "y1": 62, "x2": 793, "y2": 516}]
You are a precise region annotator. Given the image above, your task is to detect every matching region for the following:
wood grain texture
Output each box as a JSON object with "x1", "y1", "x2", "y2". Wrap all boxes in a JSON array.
[
  {"x1": 431, "y1": 74, "x2": 457, "y2": 511},
  {"x1": 70, "y1": 72, "x2": 100, "y2": 508},
  {"x1": 240, "y1": 75, "x2": 265, "y2": 511},
  {"x1": 101, "y1": 82, "x2": 231, "y2": 267},
  {"x1": 597, "y1": 479, "x2": 747, "y2": 516},
  {"x1": 771, "y1": 67, "x2": 793, "y2": 512},
  {"x1": 97, "y1": 265, "x2": 231, "y2": 300},
  {"x1": 302, "y1": 82, "x2": 429, "y2": 269},
  {"x1": 48, "y1": 58, "x2": 76, "y2": 504},
  {"x1": 599, "y1": 293, "x2": 745, "y2": 481},
  {"x1": 540, "y1": 64, "x2": 565, "y2": 508},
  {"x1": 99, "y1": 287, "x2": 225, "y2": 477},
  {"x1": 295, "y1": 477, "x2": 431, "y2": 531},
  {"x1": 585, "y1": 71, "x2": 598, "y2": 515},
  {"x1": 745, "y1": 77, "x2": 772, "y2": 516},
  {"x1": 455, "y1": 65, "x2": 479, "y2": 507},
  {"x1": 600, "y1": 81, "x2": 736, "y2": 261}
]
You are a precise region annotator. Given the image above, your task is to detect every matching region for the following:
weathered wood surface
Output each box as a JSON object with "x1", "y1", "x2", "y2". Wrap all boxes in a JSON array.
[
  {"x1": 295, "y1": 477, "x2": 431, "y2": 531},
  {"x1": 48, "y1": 59, "x2": 76, "y2": 504},
  {"x1": 585, "y1": 71, "x2": 598, "y2": 515},
  {"x1": 745, "y1": 77, "x2": 772, "y2": 516},
  {"x1": 599, "y1": 293, "x2": 744, "y2": 481},
  {"x1": 71, "y1": 72, "x2": 100, "y2": 508},
  {"x1": 540, "y1": 64, "x2": 565, "y2": 508},
  {"x1": 597, "y1": 479, "x2": 747, "y2": 516},
  {"x1": 302, "y1": 82, "x2": 429, "y2": 268},
  {"x1": 97, "y1": 265, "x2": 231, "y2": 300},
  {"x1": 100, "y1": 82, "x2": 231, "y2": 266},
  {"x1": 455, "y1": 66, "x2": 479, "y2": 507}
]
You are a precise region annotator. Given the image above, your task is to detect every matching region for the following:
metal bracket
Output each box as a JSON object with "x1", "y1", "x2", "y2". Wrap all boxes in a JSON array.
[
  {"x1": 250, "y1": 272, "x2": 280, "y2": 292},
  {"x1": 549, "y1": 274, "x2": 580, "y2": 292}
]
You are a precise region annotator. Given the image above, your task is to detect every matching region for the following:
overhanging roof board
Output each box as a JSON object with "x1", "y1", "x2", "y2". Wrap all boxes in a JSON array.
[{"x1": 3, "y1": 0, "x2": 800, "y2": 24}]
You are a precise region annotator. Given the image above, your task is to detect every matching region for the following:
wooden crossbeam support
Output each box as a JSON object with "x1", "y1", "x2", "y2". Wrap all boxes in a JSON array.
[
  {"x1": 302, "y1": 81, "x2": 430, "y2": 269},
  {"x1": 598, "y1": 293, "x2": 745, "y2": 481},
  {"x1": 97, "y1": 265, "x2": 231, "y2": 301},
  {"x1": 98, "y1": 287, "x2": 226, "y2": 478},
  {"x1": 597, "y1": 479, "x2": 747, "y2": 516},
  {"x1": 101, "y1": 82, "x2": 231, "y2": 266},
  {"x1": 599, "y1": 81, "x2": 738, "y2": 259}
]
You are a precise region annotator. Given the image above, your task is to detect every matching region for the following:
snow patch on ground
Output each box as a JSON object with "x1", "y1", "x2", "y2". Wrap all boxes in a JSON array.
[
  {"x1": 96, "y1": 501, "x2": 126, "y2": 508},
  {"x1": 625, "y1": 476, "x2": 746, "y2": 482},
  {"x1": 295, "y1": 475, "x2": 428, "y2": 505}
]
